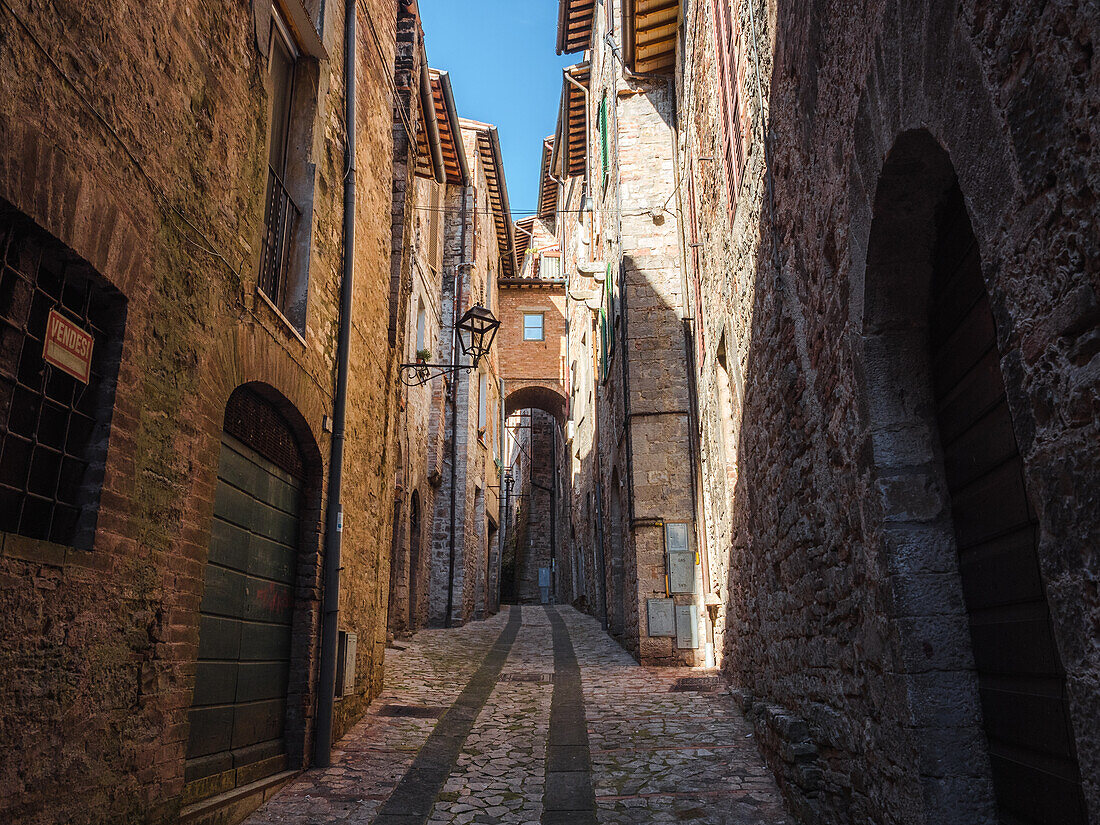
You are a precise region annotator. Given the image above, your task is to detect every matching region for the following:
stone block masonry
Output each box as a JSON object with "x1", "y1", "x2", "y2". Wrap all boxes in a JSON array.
[{"x1": 675, "y1": 0, "x2": 1100, "y2": 822}]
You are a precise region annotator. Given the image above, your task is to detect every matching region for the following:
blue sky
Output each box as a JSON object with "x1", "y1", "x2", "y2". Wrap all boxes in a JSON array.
[{"x1": 419, "y1": 0, "x2": 573, "y2": 217}]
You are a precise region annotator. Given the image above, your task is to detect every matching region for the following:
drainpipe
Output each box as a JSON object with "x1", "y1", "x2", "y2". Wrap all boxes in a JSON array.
[
  {"x1": 445, "y1": 184, "x2": 469, "y2": 628},
  {"x1": 315, "y1": 0, "x2": 356, "y2": 768}
]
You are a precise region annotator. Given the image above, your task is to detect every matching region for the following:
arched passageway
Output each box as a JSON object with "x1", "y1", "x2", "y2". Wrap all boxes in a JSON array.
[
  {"x1": 861, "y1": 131, "x2": 1086, "y2": 825},
  {"x1": 500, "y1": 386, "x2": 569, "y2": 608}
]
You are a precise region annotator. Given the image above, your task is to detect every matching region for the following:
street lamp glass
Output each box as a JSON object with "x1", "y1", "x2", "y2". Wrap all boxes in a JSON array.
[{"x1": 456, "y1": 304, "x2": 500, "y2": 366}]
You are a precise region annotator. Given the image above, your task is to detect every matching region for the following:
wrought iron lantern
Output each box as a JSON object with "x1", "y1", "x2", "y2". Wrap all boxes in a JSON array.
[
  {"x1": 456, "y1": 304, "x2": 500, "y2": 367},
  {"x1": 399, "y1": 304, "x2": 500, "y2": 387}
]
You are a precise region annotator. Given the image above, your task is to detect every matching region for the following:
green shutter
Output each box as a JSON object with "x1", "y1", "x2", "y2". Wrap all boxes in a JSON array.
[
  {"x1": 599, "y1": 96, "x2": 610, "y2": 179},
  {"x1": 599, "y1": 307, "x2": 609, "y2": 380}
]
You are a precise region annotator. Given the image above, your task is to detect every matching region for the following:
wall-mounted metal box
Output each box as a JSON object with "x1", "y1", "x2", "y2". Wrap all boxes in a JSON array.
[
  {"x1": 647, "y1": 598, "x2": 676, "y2": 637},
  {"x1": 335, "y1": 631, "x2": 357, "y2": 697},
  {"x1": 668, "y1": 551, "x2": 696, "y2": 594},
  {"x1": 675, "y1": 604, "x2": 699, "y2": 649}
]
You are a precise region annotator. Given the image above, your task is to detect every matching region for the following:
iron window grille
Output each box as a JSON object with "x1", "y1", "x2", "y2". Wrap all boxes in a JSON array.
[
  {"x1": 258, "y1": 166, "x2": 301, "y2": 320},
  {"x1": 0, "y1": 201, "x2": 126, "y2": 549},
  {"x1": 258, "y1": 9, "x2": 305, "y2": 330}
]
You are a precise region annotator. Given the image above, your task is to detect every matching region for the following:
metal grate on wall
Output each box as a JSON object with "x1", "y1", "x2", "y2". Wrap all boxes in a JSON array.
[
  {"x1": 223, "y1": 385, "x2": 305, "y2": 480},
  {"x1": 0, "y1": 200, "x2": 126, "y2": 550}
]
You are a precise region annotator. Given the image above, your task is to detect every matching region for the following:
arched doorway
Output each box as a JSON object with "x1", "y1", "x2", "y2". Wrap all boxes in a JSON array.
[
  {"x1": 408, "y1": 491, "x2": 422, "y2": 631},
  {"x1": 501, "y1": 384, "x2": 569, "y2": 608},
  {"x1": 609, "y1": 467, "x2": 625, "y2": 637},
  {"x1": 861, "y1": 131, "x2": 1085, "y2": 824},
  {"x1": 186, "y1": 385, "x2": 319, "y2": 796}
]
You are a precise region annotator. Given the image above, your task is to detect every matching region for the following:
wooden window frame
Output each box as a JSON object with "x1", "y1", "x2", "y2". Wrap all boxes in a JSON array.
[{"x1": 522, "y1": 312, "x2": 545, "y2": 342}]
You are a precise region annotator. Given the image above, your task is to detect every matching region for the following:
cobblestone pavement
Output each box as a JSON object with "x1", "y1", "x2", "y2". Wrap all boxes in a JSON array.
[{"x1": 245, "y1": 605, "x2": 788, "y2": 824}]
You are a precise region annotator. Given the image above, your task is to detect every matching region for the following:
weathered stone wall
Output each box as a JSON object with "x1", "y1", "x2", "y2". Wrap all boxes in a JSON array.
[
  {"x1": 427, "y1": 124, "x2": 504, "y2": 627},
  {"x1": 677, "y1": 0, "x2": 1100, "y2": 821},
  {"x1": 0, "y1": 0, "x2": 404, "y2": 821},
  {"x1": 561, "y1": 172, "x2": 606, "y2": 617},
  {"x1": 579, "y1": 0, "x2": 701, "y2": 666},
  {"x1": 388, "y1": 174, "x2": 448, "y2": 638}
]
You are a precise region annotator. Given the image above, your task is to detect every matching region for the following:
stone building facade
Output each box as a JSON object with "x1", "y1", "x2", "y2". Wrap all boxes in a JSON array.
[
  {"x1": 387, "y1": 70, "x2": 467, "y2": 639},
  {"x1": 554, "y1": 0, "x2": 707, "y2": 666},
  {"x1": 425, "y1": 120, "x2": 513, "y2": 628},
  {"x1": 658, "y1": 0, "x2": 1100, "y2": 823},
  {"x1": 0, "y1": 0, "x2": 438, "y2": 822},
  {"x1": 547, "y1": 0, "x2": 1099, "y2": 821}
]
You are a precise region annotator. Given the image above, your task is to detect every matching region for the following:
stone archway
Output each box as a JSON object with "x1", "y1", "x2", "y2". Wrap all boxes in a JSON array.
[
  {"x1": 502, "y1": 383, "x2": 568, "y2": 605},
  {"x1": 504, "y1": 380, "x2": 567, "y2": 424},
  {"x1": 857, "y1": 130, "x2": 1086, "y2": 825}
]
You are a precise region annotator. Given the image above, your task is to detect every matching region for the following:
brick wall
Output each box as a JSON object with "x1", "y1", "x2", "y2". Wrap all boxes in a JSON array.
[
  {"x1": 0, "y1": 0, "x2": 406, "y2": 821},
  {"x1": 498, "y1": 283, "x2": 568, "y2": 402}
]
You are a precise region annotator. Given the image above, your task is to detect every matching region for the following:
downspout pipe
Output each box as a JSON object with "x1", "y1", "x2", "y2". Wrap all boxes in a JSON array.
[
  {"x1": 420, "y1": 62, "x2": 446, "y2": 184},
  {"x1": 315, "y1": 0, "x2": 356, "y2": 768}
]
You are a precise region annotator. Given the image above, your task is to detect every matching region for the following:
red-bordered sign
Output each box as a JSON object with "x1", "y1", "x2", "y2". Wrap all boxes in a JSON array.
[{"x1": 42, "y1": 309, "x2": 94, "y2": 384}]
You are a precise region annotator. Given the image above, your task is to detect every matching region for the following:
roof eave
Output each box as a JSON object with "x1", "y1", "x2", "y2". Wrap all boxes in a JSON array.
[
  {"x1": 436, "y1": 70, "x2": 470, "y2": 184},
  {"x1": 486, "y1": 126, "x2": 517, "y2": 276}
]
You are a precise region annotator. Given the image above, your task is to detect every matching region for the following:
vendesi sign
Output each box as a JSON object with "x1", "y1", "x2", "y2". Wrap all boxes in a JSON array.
[{"x1": 43, "y1": 309, "x2": 93, "y2": 384}]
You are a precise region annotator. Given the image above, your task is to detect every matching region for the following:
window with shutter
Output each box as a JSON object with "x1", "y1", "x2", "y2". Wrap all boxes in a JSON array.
[
  {"x1": 598, "y1": 94, "x2": 610, "y2": 185},
  {"x1": 713, "y1": 0, "x2": 749, "y2": 223}
]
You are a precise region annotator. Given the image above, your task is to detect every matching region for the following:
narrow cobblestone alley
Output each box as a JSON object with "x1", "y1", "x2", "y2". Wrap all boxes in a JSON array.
[
  {"x1": 3, "y1": 1, "x2": 1097, "y2": 823},
  {"x1": 244, "y1": 607, "x2": 787, "y2": 825}
]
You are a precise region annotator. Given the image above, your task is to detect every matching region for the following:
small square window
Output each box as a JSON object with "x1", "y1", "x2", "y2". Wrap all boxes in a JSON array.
[{"x1": 523, "y1": 313, "x2": 544, "y2": 341}]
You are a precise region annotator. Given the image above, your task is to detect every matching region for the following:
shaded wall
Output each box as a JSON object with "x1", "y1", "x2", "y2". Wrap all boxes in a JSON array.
[{"x1": 677, "y1": 0, "x2": 1100, "y2": 822}]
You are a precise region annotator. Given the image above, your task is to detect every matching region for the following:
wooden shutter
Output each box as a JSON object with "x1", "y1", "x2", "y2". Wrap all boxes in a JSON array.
[
  {"x1": 599, "y1": 95, "x2": 610, "y2": 182},
  {"x1": 713, "y1": 0, "x2": 748, "y2": 222}
]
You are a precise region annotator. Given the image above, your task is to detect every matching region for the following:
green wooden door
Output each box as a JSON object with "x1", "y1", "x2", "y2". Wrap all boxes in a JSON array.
[
  {"x1": 930, "y1": 183, "x2": 1085, "y2": 824},
  {"x1": 185, "y1": 433, "x2": 301, "y2": 792}
]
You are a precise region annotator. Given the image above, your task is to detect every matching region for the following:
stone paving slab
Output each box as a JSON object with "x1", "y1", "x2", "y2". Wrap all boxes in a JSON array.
[{"x1": 243, "y1": 605, "x2": 789, "y2": 825}]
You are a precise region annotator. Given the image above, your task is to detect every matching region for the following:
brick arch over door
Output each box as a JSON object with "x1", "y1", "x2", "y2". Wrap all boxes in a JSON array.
[
  {"x1": 843, "y1": 3, "x2": 1099, "y2": 819},
  {"x1": 186, "y1": 382, "x2": 324, "y2": 801}
]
